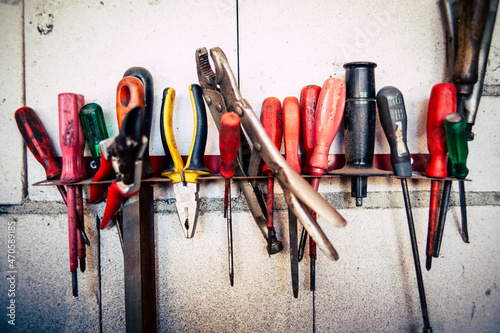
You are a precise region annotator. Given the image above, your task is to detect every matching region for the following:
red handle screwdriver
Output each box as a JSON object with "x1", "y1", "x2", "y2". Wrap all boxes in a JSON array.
[
  {"x1": 261, "y1": 97, "x2": 284, "y2": 255},
  {"x1": 425, "y1": 83, "x2": 456, "y2": 270},
  {"x1": 220, "y1": 111, "x2": 240, "y2": 286},
  {"x1": 283, "y1": 96, "x2": 301, "y2": 298},
  {"x1": 59, "y1": 92, "x2": 86, "y2": 297}
]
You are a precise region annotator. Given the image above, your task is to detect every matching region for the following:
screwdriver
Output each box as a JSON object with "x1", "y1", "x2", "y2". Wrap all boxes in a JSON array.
[
  {"x1": 308, "y1": 78, "x2": 346, "y2": 329},
  {"x1": 377, "y1": 86, "x2": 432, "y2": 333},
  {"x1": 283, "y1": 96, "x2": 301, "y2": 298},
  {"x1": 297, "y1": 85, "x2": 321, "y2": 263},
  {"x1": 425, "y1": 83, "x2": 456, "y2": 271},
  {"x1": 59, "y1": 92, "x2": 87, "y2": 297},
  {"x1": 220, "y1": 112, "x2": 240, "y2": 286},
  {"x1": 260, "y1": 97, "x2": 284, "y2": 256},
  {"x1": 342, "y1": 62, "x2": 377, "y2": 206},
  {"x1": 14, "y1": 107, "x2": 90, "y2": 246},
  {"x1": 75, "y1": 95, "x2": 87, "y2": 275}
]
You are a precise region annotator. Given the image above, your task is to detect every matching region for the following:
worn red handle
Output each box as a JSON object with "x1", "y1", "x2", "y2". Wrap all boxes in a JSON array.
[
  {"x1": 283, "y1": 97, "x2": 301, "y2": 174},
  {"x1": 300, "y1": 85, "x2": 321, "y2": 175},
  {"x1": 15, "y1": 107, "x2": 61, "y2": 180},
  {"x1": 100, "y1": 181, "x2": 140, "y2": 229},
  {"x1": 426, "y1": 180, "x2": 441, "y2": 259},
  {"x1": 220, "y1": 112, "x2": 240, "y2": 179},
  {"x1": 59, "y1": 93, "x2": 86, "y2": 183},
  {"x1": 261, "y1": 97, "x2": 284, "y2": 175},
  {"x1": 426, "y1": 83, "x2": 456, "y2": 178},
  {"x1": 309, "y1": 78, "x2": 346, "y2": 177}
]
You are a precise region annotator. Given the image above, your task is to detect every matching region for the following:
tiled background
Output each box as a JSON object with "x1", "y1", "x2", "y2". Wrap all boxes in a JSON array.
[{"x1": 1, "y1": 0, "x2": 499, "y2": 332}]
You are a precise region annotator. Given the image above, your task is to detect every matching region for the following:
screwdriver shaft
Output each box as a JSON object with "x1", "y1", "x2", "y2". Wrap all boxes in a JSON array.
[
  {"x1": 459, "y1": 181, "x2": 469, "y2": 243},
  {"x1": 426, "y1": 180, "x2": 440, "y2": 270},
  {"x1": 227, "y1": 179, "x2": 234, "y2": 286},
  {"x1": 434, "y1": 180, "x2": 452, "y2": 257},
  {"x1": 401, "y1": 179, "x2": 432, "y2": 331}
]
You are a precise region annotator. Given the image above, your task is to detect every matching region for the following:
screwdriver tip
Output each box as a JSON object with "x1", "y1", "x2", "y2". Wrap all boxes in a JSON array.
[
  {"x1": 72, "y1": 271, "x2": 78, "y2": 298},
  {"x1": 80, "y1": 258, "x2": 86, "y2": 273},
  {"x1": 425, "y1": 256, "x2": 432, "y2": 271}
]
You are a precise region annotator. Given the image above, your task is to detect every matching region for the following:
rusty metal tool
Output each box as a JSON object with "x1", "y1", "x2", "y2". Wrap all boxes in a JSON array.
[
  {"x1": 261, "y1": 97, "x2": 284, "y2": 255},
  {"x1": 377, "y1": 86, "x2": 432, "y2": 333},
  {"x1": 196, "y1": 47, "x2": 346, "y2": 261},
  {"x1": 425, "y1": 83, "x2": 456, "y2": 271},
  {"x1": 283, "y1": 96, "x2": 301, "y2": 298},
  {"x1": 160, "y1": 85, "x2": 210, "y2": 238},
  {"x1": 220, "y1": 112, "x2": 240, "y2": 286},
  {"x1": 58, "y1": 92, "x2": 87, "y2": 297}
]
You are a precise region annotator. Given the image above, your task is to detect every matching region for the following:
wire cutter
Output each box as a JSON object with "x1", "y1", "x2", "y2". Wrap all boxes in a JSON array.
[
  {"x1": 196, "y1": 47, "x2": 347, "y2": 260},
  {"x1": 160, "y1": 84, "x2": 210, "y2": 238}
]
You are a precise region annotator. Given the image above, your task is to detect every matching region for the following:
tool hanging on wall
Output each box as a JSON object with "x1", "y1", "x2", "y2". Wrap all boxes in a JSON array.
[
  {"x1": 298, "y1": 85, "x2": 321, "y2": 263},
  {"x1": 424, "y1": 83, "x2": 456, "y2": 271},
  {"x1": 340, "y1": 62, "x2": 378, "y2": 206},
  {"x1": 377, "y1": 86, "x2": 433, "y2": 333},
  {"x1": 436, "y1": 0, "x2": 495, "y2": 251},
  {"x1": 220, "y1": 112, "x2": 240, "y2": 286},
  {"x1": 196, "y1": 47, "x2": 345, "y2": 261},
  {"x1": 14, "y1": 107, "x2": 90, "y2": 246},
  {"x1": 260, "y1": 97, "x2": 284, "y2": 255},
  {"x1": 283, "y1": 96, "x2": 301, "y2": 298},
  {"x1": 58, "y1": 93, "x2": 87, "y2": 297},
  {"x1": 160, "y1": 85, "x2": 210, "y2": 238}
]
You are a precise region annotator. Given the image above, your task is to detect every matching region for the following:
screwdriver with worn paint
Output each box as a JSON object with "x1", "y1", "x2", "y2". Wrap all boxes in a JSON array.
[
  {"x1": 283, "y1": 96, "x2": 301, "y2": 298},
  {"x1": 425, "y1": 83, "x2": 456, "y2": 271},
  {"x1": 377, "y1": 86, "x2": 433, "y2": 333},
  {"x1": 220, "y1": 112, "x2": 240, "y2": 286},
  {"x1": 260, "y1": 97, "x2": 284, "y2": 255}
]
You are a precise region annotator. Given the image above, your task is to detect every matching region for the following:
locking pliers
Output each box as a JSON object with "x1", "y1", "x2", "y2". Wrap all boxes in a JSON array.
[{"x1": 196, "y1": 47, "x2": 346, "y2": 260}]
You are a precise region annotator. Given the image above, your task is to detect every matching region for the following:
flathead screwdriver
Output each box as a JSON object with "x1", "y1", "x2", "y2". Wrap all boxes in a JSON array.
[
  {"x1": 377, "y1": 86, "x2": 432, "y2": 333},
  {"x1": 220, "y1": 112, "x2": 240, "y2": 286}
]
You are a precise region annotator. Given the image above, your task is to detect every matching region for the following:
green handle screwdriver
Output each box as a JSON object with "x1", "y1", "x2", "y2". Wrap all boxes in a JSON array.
[{"x1": 80, "y1": 103, "x2": 109, "y2": 169}]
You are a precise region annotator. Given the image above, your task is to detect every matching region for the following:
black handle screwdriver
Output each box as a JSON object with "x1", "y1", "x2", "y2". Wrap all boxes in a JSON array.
[{"x1": 377, "y1": 86, "x2": 432, "y2": 333}]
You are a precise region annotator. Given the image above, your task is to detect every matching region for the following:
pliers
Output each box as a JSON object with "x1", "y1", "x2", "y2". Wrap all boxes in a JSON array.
[
  {"x1": 196, "y1": 47, "x2": 347, "y2": 260},
  {"x1": 160, "y1": 84, "x2": 210, "y2": 238},
  {"x1": 100, "y1": 106, "x2": 148, "y2": 229}
]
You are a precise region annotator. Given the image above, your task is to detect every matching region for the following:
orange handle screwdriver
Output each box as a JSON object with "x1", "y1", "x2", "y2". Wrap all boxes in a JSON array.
[
  {"x1": 425, "y1": 83, "x2": 456, "y2": 270},
  {"x1": 261, "y1": 97, "x2": 284, "y2": 255},
  {"x1": 220, "y1": 112, "x2": 240, "y2": 286},
  {"x1": 283, "y1": 96, "x2": 301, "y2": 298}
]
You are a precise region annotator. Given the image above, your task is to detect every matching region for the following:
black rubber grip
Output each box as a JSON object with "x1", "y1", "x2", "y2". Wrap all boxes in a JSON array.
[{"x1": 185, "y1": 84, "x2": 210, "y2": 174}]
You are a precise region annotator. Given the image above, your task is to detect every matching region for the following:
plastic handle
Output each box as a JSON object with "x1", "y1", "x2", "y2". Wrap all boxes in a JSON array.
[
  {"x1": 299, "y1": 85, "x2": 321, "y2": 174},
  {"x1": 58, "y1": 93, "x2": 86, "y2": 183},
  {"x1": 453, "y1": 0, "x2": 490, "y2": 94},
  {"x1": 80, "y1": 103, "x2": 109, "y2": 168},
  {"x1": 184, "y1": 84, "x2": 210, "y2": 182},
  {"x1": 261, "y1": 97, "x2": 284, "y2": 174},
  {"x1": 309, "y1": 78, "x2": 346, "y2": 176},
  {"x1": 14, "y1": 107, "x2": 61, "y2": 180},
  {"x1": 426, "y1": 83, "x2": 456, "y2": 178},
  {"x1": 376, "y1": 86, "x2": 412, "y2": 177},
  {"x1": 445, "y1": 113, "x2": 469, "y2": 178},
  {"x1": 116, "y1": 76, "x2": 145, "y2": 129},
  {"x1": 283, "y1": 97, "x2": 301, "y2": 174},
  {"x1": 160, "y1": 88, "x2": 184, "y2": 183},
  {"x1": 220, "y1": 112, "x2": 241, "y2": 179}
]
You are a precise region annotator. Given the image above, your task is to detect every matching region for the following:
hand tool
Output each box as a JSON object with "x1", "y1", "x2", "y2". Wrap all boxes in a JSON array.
[
  {"x1": 446, "y1": 113, "x2": 470, "y2": 241},
  {"x1": 75, "y1": 95, "x2": 87, "y2": 274},
  {"x1": 58, "y1": 92, "x2": 86, "y2": 297},
  {"x1": 196, "y1": 47, "x2": 345, "y2": 260},
  {"x1": 100, "y1": 106, "x2": 148, "y2": 229},
  {"x1": 220, "y1": 112, "x2": 240, "y2": 286},
  {"x1": 283, "y1": 96, "x2": 301, "y2": 298},
  {"x1": 308, "y1": 78, "x2": 346, "y2": 330},
  {"x1": 437, "y1": 0, "x2": 494, "y2": 249},
  {"x1": 342, "y1": 62, "x2": 377, "y2": 206},
  {"x1": 14, "y1": 107, "x2": 89, "y2": 245},
  {"x1": 123, "y1": 67, "x2": 155, "y2": 178},
  {"x1": 80, "y1": 103, "x2": 113, "y2": 204},
  {"x1": 260, "y1": 97, "x2": 284, "y2": 255},
  {"x1": 377, "y1": 86, "x2": 433, "y2": 333},
  {"x1": 160, "y1": 84, "x2": 210, "y2": 238},
  {"x1": 297, "y1": 85, "x2": 321, "y2": 262},
  {"x1": 425, "y1": 83, "x2": 456, "y2": 271}
]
